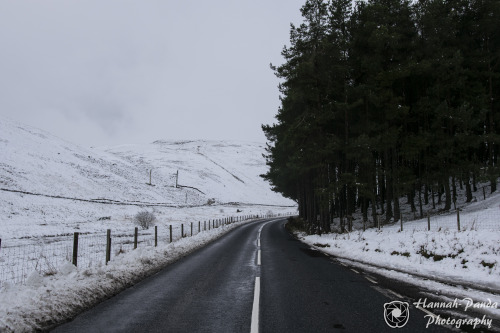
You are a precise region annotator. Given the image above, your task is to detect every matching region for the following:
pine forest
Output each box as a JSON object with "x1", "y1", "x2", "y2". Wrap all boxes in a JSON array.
[{"x1": 262, "y1": 0, "x2": 500, "y2": 234}]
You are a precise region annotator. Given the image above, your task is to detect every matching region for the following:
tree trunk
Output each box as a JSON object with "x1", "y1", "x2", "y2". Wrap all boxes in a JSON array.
[
  {"x1": 452, "y1": 176, "x2": 457, "y2": 209},
  {"x1": 431, "y1": 186, "x2": 436, "y2": 209},
  {"x1": 465, "y1": 177, "x2": 472, "y2": 203},
  {"x1": 444, "y1": 179, "x2": 452, "y2": 211},
  {"x1": 418, "y1": 181, "x2": 424, "y2": 218},
  {"x1": 424, "y1": 183, "x2": 429, "y2": 205}
]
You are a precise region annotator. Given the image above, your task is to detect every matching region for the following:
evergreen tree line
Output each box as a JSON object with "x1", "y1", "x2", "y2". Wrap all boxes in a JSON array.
[{"x1": 262, "y1": 0, "x2": 500, "y2": 234}]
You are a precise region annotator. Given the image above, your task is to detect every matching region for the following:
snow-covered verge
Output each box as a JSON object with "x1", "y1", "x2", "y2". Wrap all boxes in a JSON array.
[
  {"x1": 0, "y1": 116, "x2": 297, "y2": 331},
  {"x1": 296, "y1": 194, "x2": 500, "y2": 323},
  {"x1": 0, "y1": 219, "x2": 259, "y2": 332},
  {"x1": 301, "y1": 228, "x2": 499, "y2": 290}
]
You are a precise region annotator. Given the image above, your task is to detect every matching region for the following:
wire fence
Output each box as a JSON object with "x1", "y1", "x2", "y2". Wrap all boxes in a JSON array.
[
  {"x1": 0, "y1": 213, "x2": 293, "y2": 288},
  {"x1": 343, "y1": 204, "x2": 500, "y2": 233}
]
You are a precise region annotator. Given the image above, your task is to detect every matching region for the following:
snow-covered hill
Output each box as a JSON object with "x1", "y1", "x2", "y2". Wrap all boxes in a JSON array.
[{"x1": 0, "y1": 116, "x2": 295, "y2": 240}]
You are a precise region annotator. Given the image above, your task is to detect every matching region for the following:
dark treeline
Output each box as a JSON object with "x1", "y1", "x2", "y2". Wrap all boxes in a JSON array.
[{"x1": 262, "y1": 0, "x2": 500, "y2": 234}]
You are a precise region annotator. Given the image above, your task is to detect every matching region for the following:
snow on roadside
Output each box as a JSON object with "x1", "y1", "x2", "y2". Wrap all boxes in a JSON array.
[
  {"x1": 0, "y1": 219, "x2": 257, "y2": 332},
  {"x1": 296, "y1": 210, "x2": 500, "y2": 322},
  {"x1": 300, "y1": 227, "x2": 499, "y2": 291}
]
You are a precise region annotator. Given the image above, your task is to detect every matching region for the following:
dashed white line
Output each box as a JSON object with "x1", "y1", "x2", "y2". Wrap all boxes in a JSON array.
[
  {"x1": 257, "y1": 250, "x2": 261, "y2": 266},
  {"x1": 257, "y1": 238, "x2": 260, "y2": 247},
  {"x1": 416, "y1": 305, "x2": 437, "y2": 318},
  {"x1": 387, "y1": 289, "x2": 404, "y2": 299},
  {"x1": 351, "y1": 268, "x2": 360, "y2": 274},
  {"x1": 364, "y1": 276, "x2": 378, "y2": 284},
  {"x1": 250, "y1": 277, "x2": 260, "y2": 333}
]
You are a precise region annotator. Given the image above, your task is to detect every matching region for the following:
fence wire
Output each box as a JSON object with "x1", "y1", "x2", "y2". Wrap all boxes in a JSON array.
[{"x1": 0, "y1": 213, "x2": 291, "y2": 288}]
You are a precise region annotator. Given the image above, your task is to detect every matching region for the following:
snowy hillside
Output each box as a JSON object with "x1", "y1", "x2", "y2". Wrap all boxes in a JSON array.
[
  {"x1": 0, "y1": 116, "x2": 295, "y2": 240},
  {"x1": 102, "y1": 139, "x2": 286, "y2": 205}
]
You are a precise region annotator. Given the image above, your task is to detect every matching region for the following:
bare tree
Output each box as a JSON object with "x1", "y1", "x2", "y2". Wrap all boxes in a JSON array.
[{"x1": 134, "y1": 211, "x2": 156, "y2": 230}]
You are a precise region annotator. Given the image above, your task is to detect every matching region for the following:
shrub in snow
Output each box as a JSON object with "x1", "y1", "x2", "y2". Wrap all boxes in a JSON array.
[{"x1": 134, "y1": 211, "x2": 156, "y2": 230}]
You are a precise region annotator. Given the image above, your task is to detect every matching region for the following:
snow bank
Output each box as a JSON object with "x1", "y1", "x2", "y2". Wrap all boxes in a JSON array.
[{"x1": 0, "y1": 220, "x2": 254, "y2": 332}]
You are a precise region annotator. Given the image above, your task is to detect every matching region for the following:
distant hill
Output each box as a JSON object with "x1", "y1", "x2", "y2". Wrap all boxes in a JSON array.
[{"x1": 0, "y1": 116, "x2": 295, "y2": 237}]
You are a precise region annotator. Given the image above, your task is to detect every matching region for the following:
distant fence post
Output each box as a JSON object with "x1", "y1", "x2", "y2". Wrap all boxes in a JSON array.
[
  {"x1": 106, "y1": 229, "x2": 111, "y2": 264},
  {"x1": 457, "y1": 208, "x2": 461, "y2": 231},
  {"x1": 191, "y1": 222, "x2": 193, "y2": 236},
  {"x1": 198, "y1": 221, "x2": 201, "y2": 233},
  {"x1": 72, "y1": 232, "x2": 79, "y2": 267},
  {"x1": 400, "y1": 213, "x2": 403, "y2": 232},
  {"x1": 169, "y1": 225, "x2": 172, "y2": 243},
  {"x1": 483, "y1": 187, "x2": 486, "y2": 200},
  {"x1": 181, "y1": 224, "x2": 184, "y2": 238},
  {"x1": 155, "y1": 226, "x2": 158, "y2": 247},
  {"x1": 427, "y1": 213, "x2": 430, "y2": 231},
  {"x1": 134, "y1": 227, "x2": 138, "y2": 249}
]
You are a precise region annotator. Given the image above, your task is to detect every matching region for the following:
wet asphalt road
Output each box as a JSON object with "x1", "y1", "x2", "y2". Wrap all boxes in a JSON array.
[{"x1": 52, "y1": 218, "x2": 452, "y2": 332}]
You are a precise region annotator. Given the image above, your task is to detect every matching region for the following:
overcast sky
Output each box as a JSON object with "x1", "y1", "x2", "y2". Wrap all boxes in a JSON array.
[{"x1": 0, "y1": 0, "x2": 305, "y2": 147}]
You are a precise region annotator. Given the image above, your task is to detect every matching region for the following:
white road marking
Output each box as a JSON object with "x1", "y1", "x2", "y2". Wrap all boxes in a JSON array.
[
  {"x1": 257, "y1": 250, "x2": 261, "y2": 266},
  {"x1": 350, "y1": 268, "x2": 359, "y2": 274},
  {"x1": 257, "y1": 238, "x2": 260, "y2": 247},
  {"x1": 250, "y1": 277, "x2": 260, "y2": 333},
  {"x1": 416, "y1": 305, "x2": 437, "y2": 318},
  {"x1": 387, "y1": 289, "x2": 404, "y2": 299},
  {"x1": 364, "y1": 276, "x2": 378, "y2": 284}
]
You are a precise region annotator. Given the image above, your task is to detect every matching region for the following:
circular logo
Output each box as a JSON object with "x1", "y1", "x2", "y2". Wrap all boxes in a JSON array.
[{"x1": 384, "y1": 301, "x2": 410, "y2": 328}]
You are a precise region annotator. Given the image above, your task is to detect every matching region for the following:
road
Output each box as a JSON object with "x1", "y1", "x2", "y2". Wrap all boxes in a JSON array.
[{"x1": 52, "y1": 218, "x2": 451, "y2": 332}]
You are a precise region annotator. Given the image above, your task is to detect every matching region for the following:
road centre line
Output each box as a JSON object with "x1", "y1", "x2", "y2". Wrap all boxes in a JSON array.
[
  {"x1": 257, "y1": 238, "x2": 260, "y2": 247},
  {"x1": 364, "y1": 276, "x2": 378, "y2": 284},
  {"x1": 416, "y1": 304, "x2": 437, "y2": 318},
  {"x1": 351, "y1": 268, "x2": 360, "y2": 274},
  {"x1": 257, "y1": 250, "x2": 261, "y2": 266},
  {"x1": 250, "y1": 277, "x2": 260, "y2": 333},
  {"x1": 387, "y1": 289, "x2": 404, "y2": 299}
]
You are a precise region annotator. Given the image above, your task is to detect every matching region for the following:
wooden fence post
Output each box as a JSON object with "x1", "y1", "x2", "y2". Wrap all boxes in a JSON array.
[
  {"x1": 155, "y1": 226, "x2": 158, "y2": 247},
  {"x1": 198, "y1": 221, "x2": 201, "y2": 233},
  {"x1": 72, "y1": 232, "x2": 79, "y2": 267},
  {"x1": 400, "y1": 213, "x2": 403, "y2": 232},
  {"x1": 169, "y1": 225, "x2": 172, "y2": 243},
  {"x1": 182, "y1": 224, "x2": 184, "y2": 238},
  {"x1": 191, "y1": 222, "x2": 193, "y2": 236},
  {"x1": 134, "y1": 227, "x2": 138, "y2": 249},
  {"x1": 427, "y1": 213, "x2": 431, "y2": 231},
  {"x1": 457, "y1": 208, "x2": 461, "y2": 231},
  {"x1": 483, "y1": 187, "x2": 486, "y2": 200},
  {"x1": 106, "y1": 229, "x2": 111, "y2": 264}
]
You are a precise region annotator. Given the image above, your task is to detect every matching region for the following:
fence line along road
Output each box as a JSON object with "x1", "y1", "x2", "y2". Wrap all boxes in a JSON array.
[{"x1": 0, "y1": 213, "x2": 293, "y2": 288}]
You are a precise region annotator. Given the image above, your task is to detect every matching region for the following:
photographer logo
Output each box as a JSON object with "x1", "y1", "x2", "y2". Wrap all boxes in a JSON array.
[{"x1": 384, "y1": 301, "x2": 410, "y2": 328}]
